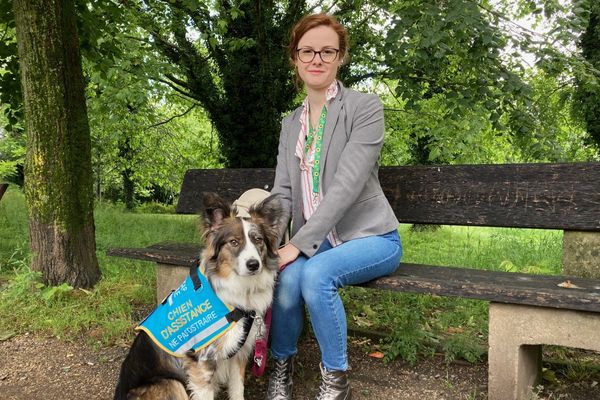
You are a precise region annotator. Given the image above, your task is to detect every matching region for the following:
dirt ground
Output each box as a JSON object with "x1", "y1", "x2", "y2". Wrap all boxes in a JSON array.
[{"x1": 1, "y1": 333, "x2": 599, "y2": 400}]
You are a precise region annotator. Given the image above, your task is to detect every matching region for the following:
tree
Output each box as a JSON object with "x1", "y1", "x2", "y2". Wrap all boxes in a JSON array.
[
  {"x1": 129, "y1": 0, "x2": 307, "y2": 168},
  {"x1": 574, "y1": 2, "x2": 600, "y2": 150},
  {"x1": 13, "y1": 0, "x2": 100, "y2": 288}
]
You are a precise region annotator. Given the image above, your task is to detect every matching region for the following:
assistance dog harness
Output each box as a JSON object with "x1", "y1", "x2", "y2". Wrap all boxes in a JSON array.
[{"x1": 136, "y1": 264, "x2": 258, "y2": 359}]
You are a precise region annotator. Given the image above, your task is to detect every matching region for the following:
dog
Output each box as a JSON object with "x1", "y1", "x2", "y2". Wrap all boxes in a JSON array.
[{"x1": 114, "y1": 192, "x2": 283, "y2": 400}]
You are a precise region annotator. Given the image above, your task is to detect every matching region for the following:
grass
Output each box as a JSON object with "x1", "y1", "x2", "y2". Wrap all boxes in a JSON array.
[
  {"x1": 0, "y1": 187, "x2": 565, "y2": 363},
  {"x1": 0, "y1": 188, "x2": 200, "y2": 347},
  {"x1": 341, "y1": 224, "x2": 562, "y2": 364}
]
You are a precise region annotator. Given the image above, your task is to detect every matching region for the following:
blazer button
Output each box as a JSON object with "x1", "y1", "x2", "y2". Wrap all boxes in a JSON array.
[{"x1": 312, "y1": 244, "x2": 318, "y2": 249}]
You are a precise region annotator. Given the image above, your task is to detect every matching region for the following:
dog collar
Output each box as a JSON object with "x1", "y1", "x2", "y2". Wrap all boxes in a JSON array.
[{"x1": 136, "y1": 264, "x2": 252, "y2": 358}]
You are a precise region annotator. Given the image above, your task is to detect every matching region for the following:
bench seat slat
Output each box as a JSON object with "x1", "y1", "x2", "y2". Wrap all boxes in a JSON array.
[
  {"x1": 107, "y1": 242, "x2": 201, "y2": 266},
  {"x1": 361, "y1": 264, "x2": 600, "y2": 312},
  {"x1": 108, "y1": 243, "x2": 600, "y2": 313}
]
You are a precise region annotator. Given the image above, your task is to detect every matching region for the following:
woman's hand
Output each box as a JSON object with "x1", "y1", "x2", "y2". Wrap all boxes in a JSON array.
[{"x1": 277, "y1": 242, "x2": 300, "y2": 270}]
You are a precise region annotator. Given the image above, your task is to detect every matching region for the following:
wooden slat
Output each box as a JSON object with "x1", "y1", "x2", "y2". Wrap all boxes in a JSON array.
[
  {"x1": 380, "y1": 163, "x2": 600, "y2": 230},
  {"x1": 108, "y1": 242, "x2": 600, "y2": 312},
  {"x1": 361, "y1": 264, "x2": 600, "y2": 313},
  {"x1": 107, "y1": 242, "x2": 201, "y2": 266},
  {"x1": 176, "y1": 168, "x2": 276, "y2": 214},
  {"x1": 175, "y1": 163, "x2": 600, "y2": 230}
]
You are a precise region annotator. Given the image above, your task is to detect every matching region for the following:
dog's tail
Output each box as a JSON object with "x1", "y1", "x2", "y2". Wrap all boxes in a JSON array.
[{"x1": 114, "y1": 331, "x2": 188, "y2": 400}]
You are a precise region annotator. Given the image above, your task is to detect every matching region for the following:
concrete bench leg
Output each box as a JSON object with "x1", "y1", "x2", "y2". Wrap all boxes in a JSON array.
[
  {"x1": 155, "y1": 263, "x2": 190, "y2": 303},
  {"x1": 488, "y1": 302, "x2": 600, "y2": 400}
]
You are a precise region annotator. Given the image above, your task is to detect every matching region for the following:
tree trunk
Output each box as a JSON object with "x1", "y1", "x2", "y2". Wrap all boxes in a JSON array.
[
  {"x1": 576, "y1": 4, "x2": 600, "y2": 148},
  {"x1": 149, "y1": 1, "x2": 303, "y2": 168},
  {"x1": 0, "y1": 183, "x2": 7, "y2": 201},
  {"x1": 119, "y1": 137, "x2": 135, "y2": 210},
  {"x1": 13, "y1": 0, "x2": 100, "y2": 288}
]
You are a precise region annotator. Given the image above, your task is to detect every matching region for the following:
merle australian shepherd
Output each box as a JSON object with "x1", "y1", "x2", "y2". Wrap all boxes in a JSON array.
[{"x1": 114, "y1": 192, "x2": 283, "y2": 400}]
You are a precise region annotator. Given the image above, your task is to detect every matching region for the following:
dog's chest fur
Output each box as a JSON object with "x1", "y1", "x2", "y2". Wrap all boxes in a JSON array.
[{"x1": 198, "y1": 216, "x2": 277, "y2": 361}]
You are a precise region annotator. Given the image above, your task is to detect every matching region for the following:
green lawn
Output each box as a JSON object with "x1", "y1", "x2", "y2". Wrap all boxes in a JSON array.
[
  {"x1": 0, "y1": 187, "x2": 562, "y2": 362},
  {"x1": 342, "y1": 223, "x2": 561, "y2": 363}
]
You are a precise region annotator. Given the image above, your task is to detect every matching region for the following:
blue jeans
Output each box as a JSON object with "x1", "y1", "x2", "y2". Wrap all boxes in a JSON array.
[{"x1": 270, "y1": 230, "x2": 402, "y2": 371}]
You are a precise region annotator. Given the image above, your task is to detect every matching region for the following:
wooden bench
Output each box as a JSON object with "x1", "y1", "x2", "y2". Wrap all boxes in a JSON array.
[{"x1": 108, "y1": 162, "x2": 600, "y2": 400}]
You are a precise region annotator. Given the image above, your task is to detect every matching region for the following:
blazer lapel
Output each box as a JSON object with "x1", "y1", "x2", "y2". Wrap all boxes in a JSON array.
[
  {"x1": 321, "y1": 85, "x2": 344, "y2": 167},
  {"x1": 287, "y1": 108, "x2": 303, "y2": 217}
]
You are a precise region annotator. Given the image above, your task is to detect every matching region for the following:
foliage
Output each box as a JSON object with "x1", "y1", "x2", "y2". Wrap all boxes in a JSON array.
[
  {"x1": 375, "y1": 0, "x2": 525, "y2": 163},
  {"x1": 0, "y1": 191, "x2": 200, "y2": 344},
  {"x1": 573, "y1": 1, "x2": 600, "y2": 151},
  {"x1": 1, "y1": 188, "x2": 564, "y2": 362},
  {"x1": 380, "y1": 83, "x2": 517, "y2": 166},
  {"x1": 79, "y1": 0, "x2": 223, "y2": 206},
  {"x1": 343, "y1": 224, "x2": 562, "y2": 363},
  {"x1": 509, "y1": 71, "x2": 594, "y2": 161},
  {"x1": 0, "y1": 0, "x2": 22, "y2": 130},
  {"x1": 0, "y1": 0, "x2": 598, "y2": 205},
  {"x1": 0, "y1": 113, "x2": 25, "y2": 182},
  {"x1": 0, "y1": 189, "x2": 28, "y2": 269},
  {"x1": 123, "y1": 0, "x2": 305, "y2": 168},
  {"x1": 373, "y1": 0, "x2": 599, "y2": 164}
]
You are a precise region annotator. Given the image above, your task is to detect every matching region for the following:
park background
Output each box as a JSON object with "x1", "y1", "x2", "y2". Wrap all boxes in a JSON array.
[{"x1": 0, "y1": 0, "x2": 599, "y2": 398}]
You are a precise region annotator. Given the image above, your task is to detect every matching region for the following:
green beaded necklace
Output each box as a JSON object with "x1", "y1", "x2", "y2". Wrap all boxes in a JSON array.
[{"x1": 304, "y1": 105, "x2": 328, "y2": 195}]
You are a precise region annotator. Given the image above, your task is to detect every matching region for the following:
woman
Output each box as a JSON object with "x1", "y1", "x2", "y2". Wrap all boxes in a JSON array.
[{"x1": 268, "y1": 13, "x2": 402, "y2": 400}]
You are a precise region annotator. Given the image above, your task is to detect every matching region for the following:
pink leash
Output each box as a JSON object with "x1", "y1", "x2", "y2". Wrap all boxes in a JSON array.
[
  {"x1": 252, "y1": 262, "x2": 290, "y2": 377},
  {"x1": 251, "y1": 306, "x2": 272, "y2": 377}
]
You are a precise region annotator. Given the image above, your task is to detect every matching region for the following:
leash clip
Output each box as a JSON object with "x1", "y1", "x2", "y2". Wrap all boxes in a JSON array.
[
  {"x1": 254, "y1": 315, "x2": 265, "y2": 339},
  {"x1": 254, "y1": 354, "x2": 263, "y2": 367}
]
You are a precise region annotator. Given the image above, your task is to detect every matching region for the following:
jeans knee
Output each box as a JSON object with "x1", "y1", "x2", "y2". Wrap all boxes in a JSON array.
[
  {"x1": 300, "y1": 265, "x2": 336, "y2": 306},
  {"x1": 274, "y1": 270, "x2": 301, "y2": 310}
]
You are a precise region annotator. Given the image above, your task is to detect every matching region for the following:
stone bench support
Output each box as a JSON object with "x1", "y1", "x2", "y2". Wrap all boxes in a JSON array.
[
  {"x1": 488, "y1": 302, "x2": 600, "y2": 400},
  {"x1": 156, "y1": 264, "x2": 189, "y2": 303}
]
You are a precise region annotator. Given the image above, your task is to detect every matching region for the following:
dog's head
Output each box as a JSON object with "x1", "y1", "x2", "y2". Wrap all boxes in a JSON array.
[{"x1": 201, "y1": 192, "x2": 283, "y2": 278}]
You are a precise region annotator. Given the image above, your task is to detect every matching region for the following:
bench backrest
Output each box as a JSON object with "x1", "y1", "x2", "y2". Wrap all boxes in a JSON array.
[{"x1": 176, "y1": 162, "x2": 600, "y2": 231}]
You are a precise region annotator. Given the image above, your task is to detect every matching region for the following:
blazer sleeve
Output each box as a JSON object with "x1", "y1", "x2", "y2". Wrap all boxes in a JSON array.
[
  {"x1": 270, "y1": 115, "x2": 293, "y2": 241},
  {"x1": 290, "y1": 93, "x2": 385, "y2": 256}
]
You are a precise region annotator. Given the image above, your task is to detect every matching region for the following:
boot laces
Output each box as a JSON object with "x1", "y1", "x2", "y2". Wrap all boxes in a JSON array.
[
  {"x1": 268, "y1": 360, "x2": 291, "y2": 397},
  {"x1": 317, "y1": 375, "x2": 334, "y2": 400},
  {"x1": 316, "y1": 370, "x2": 338, "y2": 400}
]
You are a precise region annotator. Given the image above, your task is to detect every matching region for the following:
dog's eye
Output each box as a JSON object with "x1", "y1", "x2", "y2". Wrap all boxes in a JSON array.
[
  {"x1": 253, "y1": 237, "x2": 264, "y2": 245},
  {"x1": 229, "y1": 239, "x2": 240, "y2": 247}
]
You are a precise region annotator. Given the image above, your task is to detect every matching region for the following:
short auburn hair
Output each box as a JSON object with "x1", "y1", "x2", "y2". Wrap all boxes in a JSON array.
[{"x1": 288, "y1": 13, "x2": 349, "y2": 64}]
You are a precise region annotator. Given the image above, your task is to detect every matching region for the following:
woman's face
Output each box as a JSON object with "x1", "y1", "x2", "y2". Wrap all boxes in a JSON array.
[{"x1": 295, "y1": 25, "x2": 342, "y2": 92}]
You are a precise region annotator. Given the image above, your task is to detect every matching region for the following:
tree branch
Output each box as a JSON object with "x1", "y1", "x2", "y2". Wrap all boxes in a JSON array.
[
  {"x1": 145, "y1": 104, "x2": 197, "y2": 129},
  {"x1": 153, "y1": 76, "x2": 198, "y2": 101}
]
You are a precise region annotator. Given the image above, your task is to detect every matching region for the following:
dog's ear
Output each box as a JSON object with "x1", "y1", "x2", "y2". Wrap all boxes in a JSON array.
[
  {"x1": 202, "y1": 192, "x2": 231, "y2": 233},
  {"x1": 249, "y1": 194, "x2": 284, "y2": 231},
  {"x1": 249, "y1": 194, "x2": 284, "y2": 251}
]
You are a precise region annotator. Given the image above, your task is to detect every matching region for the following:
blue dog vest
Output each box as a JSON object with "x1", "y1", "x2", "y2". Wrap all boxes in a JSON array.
[{"x1": 136, "y1": 265, "x2": 238, "y2": 357}]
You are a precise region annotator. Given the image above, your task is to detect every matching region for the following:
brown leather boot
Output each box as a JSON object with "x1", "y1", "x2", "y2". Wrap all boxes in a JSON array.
[
  {"x1": 265, "y1": 356, "x2": 294, "y2": 400},
  {"x1": 315, "y1": 363, "x2": 352, "y2": 400}
]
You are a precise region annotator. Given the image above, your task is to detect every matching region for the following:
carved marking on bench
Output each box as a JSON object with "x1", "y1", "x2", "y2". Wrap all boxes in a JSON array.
[{"x1": 406, "y1": 185, "x2": 582, "y2": 213}]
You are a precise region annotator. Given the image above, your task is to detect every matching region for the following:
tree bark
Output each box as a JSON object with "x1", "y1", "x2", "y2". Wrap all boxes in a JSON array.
[
  {"x1": 13, "y1": 0, "x2": 100, "y2": 288},
  {"x1": 576, "y1": 4, "x2": 600, "y2": 148},
  {"x1": 0, "y1": 183, "x2": 8, "y2": 201}
]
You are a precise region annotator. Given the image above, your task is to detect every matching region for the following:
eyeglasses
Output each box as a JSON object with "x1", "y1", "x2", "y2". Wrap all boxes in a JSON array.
[{"x1": 296, "y1": 48, "x2": 340, "y2": 63}]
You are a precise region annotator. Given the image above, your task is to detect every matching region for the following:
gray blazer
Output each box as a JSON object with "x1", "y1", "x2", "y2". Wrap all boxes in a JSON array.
[{"x1": 271, "y1": 82, "x2": 399, "y2": 257}]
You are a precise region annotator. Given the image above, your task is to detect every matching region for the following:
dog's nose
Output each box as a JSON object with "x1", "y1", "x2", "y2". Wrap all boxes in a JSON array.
[{"x1": 246, "y1": 259, "x2": 260, "y2": 272}]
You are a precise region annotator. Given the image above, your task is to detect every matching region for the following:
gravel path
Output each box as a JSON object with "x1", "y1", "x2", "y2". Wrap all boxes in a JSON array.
[{"x1": 0, "y1": 333, "x2": 598, "y2": 399}]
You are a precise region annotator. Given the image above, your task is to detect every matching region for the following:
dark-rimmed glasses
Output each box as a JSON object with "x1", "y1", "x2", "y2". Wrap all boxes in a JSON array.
[{"x1": 296, "y1": 48, "x2": 340, "y2": 63}]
